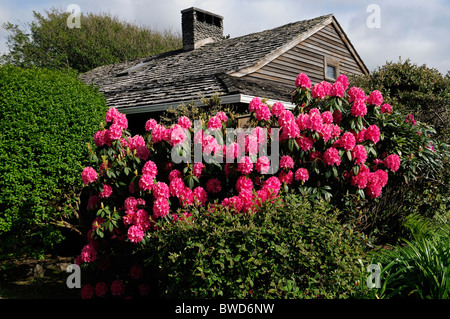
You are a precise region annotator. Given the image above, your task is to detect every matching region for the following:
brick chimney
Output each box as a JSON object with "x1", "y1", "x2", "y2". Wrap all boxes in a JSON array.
[{"x1": 181, "y1": 7, "x2": 224, "y2": 51}]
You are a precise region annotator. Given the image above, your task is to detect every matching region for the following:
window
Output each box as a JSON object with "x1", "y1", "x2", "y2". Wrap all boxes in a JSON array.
[
  {"x1": 324, "y1": 57, "x2": 340, "y2": 81},
  {"x1": 326, "y1": 65, "x2": 336, "y2": 80}
]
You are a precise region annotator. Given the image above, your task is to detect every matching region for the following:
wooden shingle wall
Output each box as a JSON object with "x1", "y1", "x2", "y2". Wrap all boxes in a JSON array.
[{"x1": 243, "y1": 23, "x2": 366, "y2": 87}]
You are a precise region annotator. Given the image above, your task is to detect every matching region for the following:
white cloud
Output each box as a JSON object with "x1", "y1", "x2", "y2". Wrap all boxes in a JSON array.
[{"x1": 1, "y1": 0, "x2": 448, "y2": 73}]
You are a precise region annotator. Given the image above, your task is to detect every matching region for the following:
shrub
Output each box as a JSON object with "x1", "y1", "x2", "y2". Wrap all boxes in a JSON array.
[
  {"x1": 0, "y1": 65, "x2": 108, "y2": 259},
  {"x1": 362, "y1": 214, "x2": 450, "y2": 299},
  {"x1": 75, "y1": 72, "x2": 444, "y2": 298},
  {"x1": 140, "y1": 195, "x2": 369, "y2": 298}
]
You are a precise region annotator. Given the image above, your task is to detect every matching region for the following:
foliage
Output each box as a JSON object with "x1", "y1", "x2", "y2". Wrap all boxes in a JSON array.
[
  {"x1": 359, "y1": 213, "x2": 450, "y2": 299},
  {"x1": 139, "y1": 194, "x2": 370, "y2": 299},
  {"x1": 0, "y1": 8, "x2": 182, "y2": 73},
  {"x1": 350, "y1": 60, "x2": 450, "y2": 241},
  {"x1": 350, "y1": 58, "x2": 449, "y2": 142},
  {"x1": 0, "y1": 65, "x2": 108, "y2": 259}
]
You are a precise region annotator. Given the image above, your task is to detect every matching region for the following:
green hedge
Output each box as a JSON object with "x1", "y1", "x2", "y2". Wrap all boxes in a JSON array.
[
  {"x1": 0, "y1": 65, "x2": 107, "y2": 259},
  {"x1": 140, "y1": 194, "x2": 370, "y2": 298}
]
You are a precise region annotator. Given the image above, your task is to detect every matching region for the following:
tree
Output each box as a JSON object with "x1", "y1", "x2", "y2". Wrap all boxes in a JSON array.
[
  {"x1": 0, "y1": 8, "x2": 182, "y2": 73},
  {"x1": 351, "y1": 58, "x2": 449, "y2": 142}
]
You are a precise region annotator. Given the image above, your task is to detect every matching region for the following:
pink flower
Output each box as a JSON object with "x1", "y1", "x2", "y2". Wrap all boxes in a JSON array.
[
  {"x1": 236, "y1": 175, "x2": 253, "y2": 193},
  {"x1": 280, "y1": 155, "x2": 294, "y2": 170},
  {"x1": 279, "y1": 170, "x2": 293, "y2": 185},
  {"x1": 347, "y1": 87, "x2": 366, "y2": 103},
  {"x1": 153, "y1": 181, "x2": 170, "y2": 199},
  {"x1": 192, "y1": 162, "x2": 205, "y2": 178},
  {"x1": 321, "y1": 111, "x2": 334, "y2": 124},
  {"x1": 207, "y1": 116, "x2": 222, "y2": 131},
  {"x1": 384, "y1": 154, "x2": 401, "y2": 172},
  {"x1": 145, "y1": 118, "x2": 157, "y2": 131},
  {"x1": 255, "y1": 156, "x2": 271, "y2": 174},
  {"x1": 105, "y1": 108, "x2": 120, "y2": 123},
  {"x1": 330, "y1": 81, "x2": 345, "y2": 97},
  {"x1": 336, "y1": 74, "x2": 349, "y2": 90},
  {"x1": 216, "y1": 111, "x2": 228, "y2": 123},
  {"x1": 177, "y1": 116, "x2": 192, "y2": 129},
  {"x1": 128, "y1": 135, "x2": 146, "y2": 150},
  {"x1": 249, "y1": 97, "x2": 262, "y2": 112},
  {"x1": 193, "y1": 186, "x2": 208, "y2": 206},
  {"x1": 82, "y1": 167, "x2": 98, "y2": 185},
  {"x1": 113, "y1": 113, "x2": 128, "y2": 130},
  {"x1": 365, "y1": 182, "x2": 382, "y2": 199},
  {"x1": 206, "y1": 178, "x2": 222, "y2": 193},
  {"x1": 405, "y1": 114, "x2": 417, "y2": 125},
  {"x1": 128, "y1": 225, "x2": 145, "y2": 243},
  {"x1": 152, "y1": 124, "x2": 167, "y2": 143},
  {"x1": 237, "y1": 156, "x2": 253, "y2": 175},
  {"x1": 142, "y1": 160, "x2": 158, "y2": 179},
  {"x1": 309, "y1": 109, "x2": 323, "y2": 131},
  {"x1": 296, "y1": 134, "x2": 313, "y2": 152},
  {"x1": 367, "y1": 90, "x2": 383, "y2": 106},
  {"x1": 375, "y1": 169, "x2": 389, "y2": 187},
  {"x1": 81, "y1": 243, "x2": 97, "y2": 263},
  {"x1": 365, "y1": 125, "x2": 380, "y2": 144},
  {"x1": 168, "y1": 169, "x2": 182, "y2": 181},
  {"x1": 139, "y1": 174, "x2": 154, "y2": 192},
  {"x1": 311, "y1": 82, "x2": 327, "y2": 99},
  {"x1": 94, "y1": 130, "x2": 107, "y2": 147},
  {"x1": 351, "y1": 166, "x2": 369, "y2": 189},
  {"x1": 352, "y1": 145, "x2": 367, "y2": 165},
  {"x1": 130, "y1": 265, "x2": 143, "y2": 280},
  {"x1": 354, "y1": 128, "x2": 366, "y2": 143},
  {"x1": 168, "y1": 124, "x2": 187, "y2": 146},
  {"x1": 99, "y1": 184, "x2": 113, "y2": 198},
  {"x1": 263, "y1": 176, "x2": 281, "y2": 195},
  {"x1": 255, "y1": 102, "x2": 271, "y2": 121},
  {"x1": 319, "y1": 124, "x2": 333, "y2": 142},
  {"x1": 81, "y1": 284, "x2": 94, "y2": 299},
  {"x1": 238, "y1": 189, "x2": 254, "y2": 213},
  {"x1": 222, "y1": 196, "x2": 243, "y2": 213},
  {"x1": 295, "y1": 73, "x2": 312, "y2": 89},
  {"x1": 280, "y1": 120, "x2": 300, "y2": 140},
  {"x1": 107, "y1": 124, "x2": 123, "y2": 141},
  {"x1": 323, "y1": 147, "x2": 341, "y2": 166},
  {"x1": 271, "y1": 102, "x2": 285, "y2": 117},
  {"x1": 338, "y1": 132, "x2": 356, "y2": 151},
  {"x1": 169, "y1": 177, "x2": 185, "y2": 197},
  {"x1": 179, "y1": 187, "x2": 194, "y2": 207},
  {"x1": 380, "y1": 103, "x2": 393, "y2": 114},
  {"x1": 111, "y1": 279, "x2": 126, "y2": 297},
  {"x1": 295, "y1": 168, "x2": 309, "y2": 182},
  {"x1": 296, "y1": 113, "x2": 311, "y2": 130},
  {"x1": 351, "y1": 99, "x2": 367, "y2": 117}
]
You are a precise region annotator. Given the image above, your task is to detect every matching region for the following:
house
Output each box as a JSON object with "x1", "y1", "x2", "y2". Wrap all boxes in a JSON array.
[{"x1": 79, "y1": 7, "x2": 369, "y2": 131}]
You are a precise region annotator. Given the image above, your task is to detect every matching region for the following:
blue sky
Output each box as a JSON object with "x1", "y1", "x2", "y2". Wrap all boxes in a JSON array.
[{"x1": 1, "y1": 0, "x2": 449, "y2": 74}]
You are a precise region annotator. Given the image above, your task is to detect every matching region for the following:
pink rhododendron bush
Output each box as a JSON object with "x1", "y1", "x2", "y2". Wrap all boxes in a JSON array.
[{"x1": 76, "y1": 73, "x2": 445, "y2": 298}]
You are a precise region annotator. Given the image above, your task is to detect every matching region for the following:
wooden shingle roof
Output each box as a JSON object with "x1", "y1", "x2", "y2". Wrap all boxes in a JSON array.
[{"x1": 80, "y1": 14, "x2": 366, "y2": 112}]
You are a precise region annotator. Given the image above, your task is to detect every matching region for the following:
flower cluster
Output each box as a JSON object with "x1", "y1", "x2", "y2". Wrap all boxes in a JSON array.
[{"x1": 78, "y1": 72, "x2": 405, "y2": 298}]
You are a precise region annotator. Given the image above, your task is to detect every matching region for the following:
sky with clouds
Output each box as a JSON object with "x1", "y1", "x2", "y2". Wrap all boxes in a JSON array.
[{"x1": 1, "y1": 0, "x2": 449, "y2": 74}]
